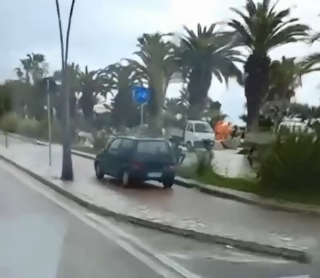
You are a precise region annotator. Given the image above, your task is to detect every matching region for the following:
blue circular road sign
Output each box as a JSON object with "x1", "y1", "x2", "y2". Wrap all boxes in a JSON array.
[{"x1": 132, "y1": 86, "x2": 150, "y2": 105}]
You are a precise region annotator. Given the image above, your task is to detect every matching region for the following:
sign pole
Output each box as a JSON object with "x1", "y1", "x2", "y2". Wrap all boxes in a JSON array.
[
  {"x1": 132, "y1": 86, "x2": 150, "y2": 128},
  {"x1": 140, "y1": 104, "x2": 144, "y2": 126},
  {"x1": 46, "y1": 79, "x2": 52, "y2": 166}
]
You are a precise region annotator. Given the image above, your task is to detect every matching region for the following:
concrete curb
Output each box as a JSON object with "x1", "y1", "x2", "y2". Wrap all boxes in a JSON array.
[
  {"x1": 0, "y1": 153, "x2": 311, "y2": 264},
  {"x1": 6, "y1": 133, "x2": 320, "y2": 217}
]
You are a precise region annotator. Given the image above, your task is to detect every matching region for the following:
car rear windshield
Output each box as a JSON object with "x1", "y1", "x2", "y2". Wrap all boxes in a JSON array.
[{"x1": 135, "y1": 140, "x2": 173, "y2": 162}]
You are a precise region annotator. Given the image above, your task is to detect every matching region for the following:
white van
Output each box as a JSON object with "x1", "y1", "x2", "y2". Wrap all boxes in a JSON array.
[{"x1": 165, "y1": 120, "x2": 215, "y2": 150}]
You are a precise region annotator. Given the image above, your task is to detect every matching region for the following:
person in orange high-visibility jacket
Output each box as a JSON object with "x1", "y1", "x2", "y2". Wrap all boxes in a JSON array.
[{"x1": 215, "y1": 121, "x2": 232, "y2": 140}]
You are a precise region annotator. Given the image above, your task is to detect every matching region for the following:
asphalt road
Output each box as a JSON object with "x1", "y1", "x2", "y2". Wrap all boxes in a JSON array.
[
  {"x1": 0, "y1": 163, "x2": 165, "y2": 278},
  {"x1": 0, "y1": 160, "x2": 316, "y2": 278}
]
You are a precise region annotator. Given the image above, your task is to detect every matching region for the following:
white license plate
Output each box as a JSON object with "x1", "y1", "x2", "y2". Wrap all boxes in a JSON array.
[{"x1": 148, "y1": 172, "x2": 162, "y2": 178}]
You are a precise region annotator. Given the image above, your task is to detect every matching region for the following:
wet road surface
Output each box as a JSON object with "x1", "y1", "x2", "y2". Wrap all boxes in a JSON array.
[
  {"x1": 2, "y1": 139, "x2": 320, "y2": 256},
  {"x1": 0, "y1": 159, "x2": 316, "y2": 278},
  {"x1": 0, "y1": 165, "x2": 165, "y2": 278}
]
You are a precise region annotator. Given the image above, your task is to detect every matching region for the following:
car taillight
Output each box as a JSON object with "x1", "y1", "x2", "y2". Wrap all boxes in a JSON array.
[
  {"x1": 168, "y1": 164, "x2": 176, "y2": 170},
  {"x1": 132, "y1": 162, "x2": 144, "y2": 170}
]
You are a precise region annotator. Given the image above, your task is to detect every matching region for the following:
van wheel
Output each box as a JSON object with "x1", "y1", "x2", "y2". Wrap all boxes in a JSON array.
[
  {"x1": 95, "y1": 162, "x2": 104, "y2": 180},
  {"x1": 186, "y1": 141, "x2": 193, "y2": 151}
]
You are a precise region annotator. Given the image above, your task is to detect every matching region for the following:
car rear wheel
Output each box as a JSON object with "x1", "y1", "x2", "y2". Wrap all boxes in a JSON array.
[
  {"x1": 95, "y1": 162, "x2": 104, "y2": 180},
  {"x1": 162, "y1": 179, "x2": 174, "y2": 188},
  {"x1": 122, "y1": 171, "x2": 131, "y2": 187}
]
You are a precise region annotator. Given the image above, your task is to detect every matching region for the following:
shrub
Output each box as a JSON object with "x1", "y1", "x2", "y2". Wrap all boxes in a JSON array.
[
  {"x1": 36, "y1": 119, "x2": 62, "y2": 142},
  {"x1": 16, "y1": 118, "x2": 41, "y2": 138},
  {"x1": 0, "y1": 113, "x2": 18, "y2": 133},
  {"x1": 15, "y1": 117, "x2": 62, "y2": 142},
  {"x1": 257, "y1": 132, "x2": 320, "y2": 194},
  {"x1": 195, "y1": 150, "x2": 214, "y2": 175},
  {"x1": 0, "y1": 83, "x2": 13, "y2": 117},
  {"x1": 92, "y1": 130, "x2": 109, "y2": 150}
]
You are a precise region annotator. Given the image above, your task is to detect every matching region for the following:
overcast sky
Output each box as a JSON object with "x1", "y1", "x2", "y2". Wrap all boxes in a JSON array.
[{"x1": 1, "y1": 0, "x2": 320, "y2": 123}]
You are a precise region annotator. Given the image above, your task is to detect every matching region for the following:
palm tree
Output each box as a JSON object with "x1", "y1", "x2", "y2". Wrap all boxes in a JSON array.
[
  {"x1": 53, "y1": 63, "x2": 80, "y2": 119},
  {"x1": 55, "y1": 0, "x2": 77, "y2": 181},
  {"x1": 288, "y1": 103, "x2": 320, "y2": 124},
  {"x1": 177, "y1": 86, "x2": 189, "y2": 108},
  {"x1": 0, "y1": 83, "x2": 13, "y2": 147},
  {"x1": 102, "y1": 63, "x2": 140, "y2": 130},
  {"x1": 16, "y1": 53, "x2": 49, "y2": 119},
  {"x1": 175, "y1": 23, "x2": 243, "y2": 119},
  {"x1": 163, "y1": 87, "x2": 190, "y2": 122},
  {"x1": 127, "y1": 33, "x2": 179, "y2": 134},
  {"x1": 266, "y1": 56, "x2": 314, "y2": 126},
  {"x1": 164, "y1": 98, "x2": 180, "y2": 113},
  {"x1": 20, "y1": 58, "x2": 32, "y2": 84},
  {"x1": 78, "y1": 66, "x2": 105, "y2": 122},
  {"x1": 302, "y1": 20, "x2": 320, "y2": 68},
  {"x1": 0, "y1": 83, "x2": 13, "y2": 117},
  {"x1": 202, "y1": 98, "x2": 226, "y2": 125},
  {"x1": 20, "y1": 53, "x2": 47, "y2": 83},
  {"x1": 228, "y1": 0, "x2": 310, "y2": 132},
  {"x1": 162, "y1": 97, "x2": 183, "y2": 127},
  {"x1": 15, "y1": 68, "x2": 24, "y2": 80}
]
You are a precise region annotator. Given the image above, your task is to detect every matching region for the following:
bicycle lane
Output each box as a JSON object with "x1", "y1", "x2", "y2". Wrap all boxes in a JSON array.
[{"x1": 0, "y1": 138, "x2": 319, "y2": 262}]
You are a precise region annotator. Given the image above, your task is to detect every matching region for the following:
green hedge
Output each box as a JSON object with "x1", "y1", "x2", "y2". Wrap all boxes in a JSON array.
[
  {"x1": 0, "y1": 114, "x2": 62, "y2": 142},
  {"x1": 257, "y1": 132, "x2": 320, "y2": 195},
  {"x1": 0, "y1": 113, "x2": 18, "y2": 133}
]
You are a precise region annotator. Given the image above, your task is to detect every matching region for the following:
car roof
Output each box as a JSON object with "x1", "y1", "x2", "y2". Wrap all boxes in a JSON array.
[{"x1": 114, "y1": 135, "x2": 167, "y2": 142}]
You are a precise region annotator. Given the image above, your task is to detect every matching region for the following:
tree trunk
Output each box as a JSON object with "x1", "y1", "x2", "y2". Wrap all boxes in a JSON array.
[
  {"x1": 147, "y1": 116, "x2": 162, "y2": 136},
  {"x1": 244, "y1": 53, "x2": 271, "y2": 134},
  {"x1": 146, "y1": 86, "x2": 163, "y2": 136},
  {"x1": 188, "y1": 102, "x2": 205, "y2": 120},
  {"x1": 187, "y1": 67, "x2": 212, "y2": 120},
  {"x1": 246, "y1": 97, "x2": 261, "y2": 133},
  {"x1": 55, "y1": 0, "x2": 76, "y2": 181}
]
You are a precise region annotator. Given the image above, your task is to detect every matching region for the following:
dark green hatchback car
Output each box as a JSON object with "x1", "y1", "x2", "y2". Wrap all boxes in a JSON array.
[{"x1": 94, "y1": 136, "x2": 176, "y2": 188}]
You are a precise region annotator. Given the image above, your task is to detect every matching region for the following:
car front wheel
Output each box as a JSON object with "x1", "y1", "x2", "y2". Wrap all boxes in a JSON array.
[
  {"x1": 162, "y1": 179, "x2": 174, "y2": 188},
  {"x1": 95, "y1": 162, "x2": 104, "y2": 180}
]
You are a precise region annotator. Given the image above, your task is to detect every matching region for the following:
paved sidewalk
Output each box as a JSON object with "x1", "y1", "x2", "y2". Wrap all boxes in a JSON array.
[{"x1": 0, "y1": 137, "x2": 320, "y2": 262}]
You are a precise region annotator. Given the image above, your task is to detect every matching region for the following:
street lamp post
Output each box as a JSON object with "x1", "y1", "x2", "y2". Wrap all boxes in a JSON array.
[{"x1": 54, "y1": 0, "x2": 76, "y2": 181}]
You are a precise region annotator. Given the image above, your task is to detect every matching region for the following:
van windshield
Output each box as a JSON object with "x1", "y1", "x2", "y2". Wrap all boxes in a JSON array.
[{"x1": 194, "y1": 123, "x2": 212, "y2": 133}]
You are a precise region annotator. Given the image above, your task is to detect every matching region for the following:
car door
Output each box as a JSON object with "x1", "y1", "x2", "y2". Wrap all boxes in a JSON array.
[
  {"x1": 117, "y1": 139, "x2": 136, "y2": 173},
  {"x1": 101, "y1": 138, "x2": 122, "y2": 176}
]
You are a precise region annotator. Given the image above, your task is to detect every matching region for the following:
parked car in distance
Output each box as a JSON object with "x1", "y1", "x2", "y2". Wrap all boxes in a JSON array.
[{"x1": 94, "y1": 135, "x2": 176, "y2": 188}]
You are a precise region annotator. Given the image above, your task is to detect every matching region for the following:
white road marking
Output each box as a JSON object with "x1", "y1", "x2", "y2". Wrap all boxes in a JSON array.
[
  {"x1": 278, "y1": 275, "x2": 310, "y2": 278},
  {"x1": 167, "y1": 251, "x2": 290, "y2": 264},
  {"x1": 86, "y1": 213, "x2": 203, "y2": 278},
  {"x1": 0, "y1": 161, "x2": 202, "y2": 278}
]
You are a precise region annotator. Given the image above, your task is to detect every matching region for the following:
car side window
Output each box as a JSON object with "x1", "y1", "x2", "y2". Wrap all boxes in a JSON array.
[
  {"x1": 119, "y1": 139, "x2": 135, "y2": 155},
  {"x1": 107, "y1": 139, "x2": 121, "y2": 154}
]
